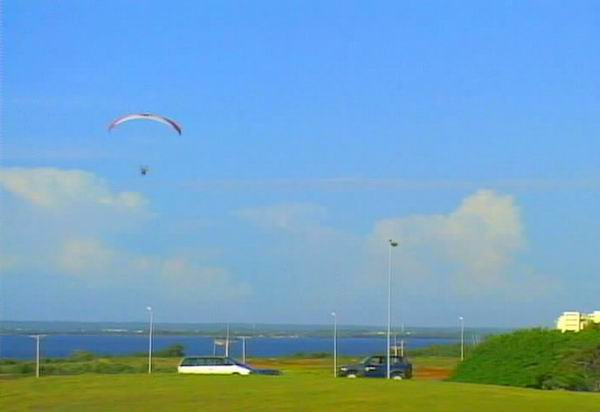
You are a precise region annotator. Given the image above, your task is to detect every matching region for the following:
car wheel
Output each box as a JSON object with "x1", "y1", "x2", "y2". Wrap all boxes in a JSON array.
[
  {"x1": 391, "y1": 373, "x2": 404, "y2": 380},
  {"x1": 346, "y1": 372, "x2": 358, "y2": 379}
]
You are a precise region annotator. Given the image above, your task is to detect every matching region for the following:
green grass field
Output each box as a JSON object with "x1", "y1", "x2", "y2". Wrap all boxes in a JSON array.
[
  {"x1": 1, "y1": 357, "x2": 599, "y2": 411},
  {"x1": 2, "y1": 373, "x2": 600, "y2": 411}
]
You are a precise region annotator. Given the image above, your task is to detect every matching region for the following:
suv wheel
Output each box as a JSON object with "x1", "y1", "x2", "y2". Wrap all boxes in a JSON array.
[
  {"x1": 391, "y1": 373, "x2": 404, "y2": 380},
  {"x1": 346, "y1": 372, "x2": 358, "y2": 379}
]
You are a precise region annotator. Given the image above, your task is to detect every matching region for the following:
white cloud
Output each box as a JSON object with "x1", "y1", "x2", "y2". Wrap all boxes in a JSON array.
[
  {"x1": 0, "y1": 167, "x2": 249, "y2": 307},
  {"x1": 57, "y1": 239, "x2": 251, "y2": 302},
  {"x1": 1, "y1": 166, "x2": 555, "y2": 322},
  {"x1": 236, "y1": 192, "x2": 553, "y2": 308},
  {"x1": 0, "y1": 167, "x2": 145, "y2": 210},
  {"x1": 59, "y1": 239, "x2": 118, "y2": 277},
  {"x1": 368, "y1": 190, "x2": 541, "y2": 293}
]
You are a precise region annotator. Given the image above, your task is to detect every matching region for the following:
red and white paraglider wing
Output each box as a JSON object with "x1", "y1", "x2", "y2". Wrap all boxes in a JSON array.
[{"x1": 108, "y1": 113, "x2": 182, "y2": 135}]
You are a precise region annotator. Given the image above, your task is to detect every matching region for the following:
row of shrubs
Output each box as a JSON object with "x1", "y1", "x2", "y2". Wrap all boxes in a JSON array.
[
  {"x1": 0, "y1": 361, "x2": 144, "y2": 375},
  {"x1": 407, "y1": 343, "x2": 464, "y2": 357},
  {"x1": 289, "y1": 345, "x2": 467, "y2": 359},
  {"x1": 450, "y1": 326, "x2": 600, "y2": 392},
  {"x1": 0, "y1": 344, "x2": 186, "y2": 376}
]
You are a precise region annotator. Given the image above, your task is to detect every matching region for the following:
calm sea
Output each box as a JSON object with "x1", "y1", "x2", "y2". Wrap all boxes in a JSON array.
[{"x1": 0, "y1": 335, "x2": 457, "y2": 360}]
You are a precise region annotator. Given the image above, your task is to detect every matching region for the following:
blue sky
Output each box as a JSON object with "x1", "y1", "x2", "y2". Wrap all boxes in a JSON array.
[{"x1": 2, "y1": 1, "x2": 600, "y2": 327}]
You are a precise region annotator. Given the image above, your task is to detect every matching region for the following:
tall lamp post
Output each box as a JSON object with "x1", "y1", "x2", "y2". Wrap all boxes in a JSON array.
[
  {"x1": 402, "y1": 331, "x2": 411, "y2": 357},
  {"x1": 147, "y1": 306, "x2": 153, "y2": 374},
  {"x1": 29, "y1": 335, "x2": 44, "y2": 378},
  {"x1": 241, "y1": 336, "x2": 248, "y2": 363},
  {"x1": 400, "y1": 323, "x2": 406, "y2": 357},
  {"x1": 459, "y1": 316, "x2": 465, "y2": 361},
  {"x1": 331, "y1": 312, "x2": 337, "y2": 377},
  {"x1": 225, "y1": 323, "x2": 230, "y2": 357},
  {"x1": 387, "y1": 239, "x2": 398, "y2": 379}
]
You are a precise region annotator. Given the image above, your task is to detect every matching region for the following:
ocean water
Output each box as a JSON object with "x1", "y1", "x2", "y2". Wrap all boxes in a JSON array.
[{"x1": 0, "y1": 335, "x2": 457, "y2": 360}]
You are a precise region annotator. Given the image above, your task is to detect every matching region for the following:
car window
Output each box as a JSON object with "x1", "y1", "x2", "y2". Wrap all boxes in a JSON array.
[
  {"x1": 212, "y1": 358, "x2": 225, "y2": 366},
  {"x1": 181, "y1": 357, "x2": 201, "y2": 366}
]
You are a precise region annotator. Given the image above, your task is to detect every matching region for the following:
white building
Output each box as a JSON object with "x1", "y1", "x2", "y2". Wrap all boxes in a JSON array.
[{"x1": 556, "y1": 311, "x2": 600, "y2": 332}]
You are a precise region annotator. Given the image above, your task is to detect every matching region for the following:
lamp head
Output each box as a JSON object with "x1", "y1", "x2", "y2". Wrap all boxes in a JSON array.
[
  {"x1": 146, "y1": 306, "x2": 152, "y2": 312},
  {"x1": 389, "y1": 239, "x2": 398, "y2": 247}
]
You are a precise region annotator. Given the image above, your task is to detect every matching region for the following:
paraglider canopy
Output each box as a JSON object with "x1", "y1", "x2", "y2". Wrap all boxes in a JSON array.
[{"x1": 108, "y1": 113, "x2": 182, "y2": 135}]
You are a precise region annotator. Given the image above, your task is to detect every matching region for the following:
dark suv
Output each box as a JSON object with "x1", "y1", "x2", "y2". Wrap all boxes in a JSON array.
[{"x1": 338, "y1": 355, "x2": 413, "y2": 379}]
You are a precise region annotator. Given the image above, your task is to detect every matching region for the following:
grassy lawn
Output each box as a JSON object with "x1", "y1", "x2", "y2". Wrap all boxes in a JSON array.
[
  {"x1": 2, "y1": 373, "x2": 600, "y2": 411},
  {"x1": 0, "y1": 355, "x2": 456, "y2": 377},
  {"x1": 1, "y1": 356, "x2": 599, "y2": 411}
]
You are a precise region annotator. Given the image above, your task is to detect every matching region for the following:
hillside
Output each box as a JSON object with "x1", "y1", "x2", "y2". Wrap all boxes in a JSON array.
[{"x1": 450, "y1": 327, "x2": 600, "y2": 391}]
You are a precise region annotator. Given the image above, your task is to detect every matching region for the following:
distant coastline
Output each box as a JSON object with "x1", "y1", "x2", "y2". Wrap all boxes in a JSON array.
[{"x1": 0, "y1": 320, "x2": 510, "y2": 339}]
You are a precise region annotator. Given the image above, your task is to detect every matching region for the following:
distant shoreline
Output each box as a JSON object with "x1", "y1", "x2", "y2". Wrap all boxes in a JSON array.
[{"x1": 0, "y1": 320, "x2": 511, "y2": 340}]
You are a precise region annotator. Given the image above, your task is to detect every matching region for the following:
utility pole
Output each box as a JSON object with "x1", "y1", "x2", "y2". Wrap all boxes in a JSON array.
[
  {"x1": 386, "y1": 239, "x2": 398, "y2": 379},
  {"x1": 331, "y1": 312, "x2": 337, "y2": 377},
  {"x1": 459, "y1": 316, "x2": 465, "y2": 361},
  {"x1": 400, "y1": 323, "x2": 405, "y2": 357},
  {"x1": 225, "y1": 323, "x2": 230, "y2": 357},
  {"x1": 28, "y1": 335, "x2": 44, "y2": 378},
  {"x1": 147, "y1": 306, "x2": 153, "y2": 374},
  {"x1": 242, "y1": 336, "x2": 247, "y2": 363}
]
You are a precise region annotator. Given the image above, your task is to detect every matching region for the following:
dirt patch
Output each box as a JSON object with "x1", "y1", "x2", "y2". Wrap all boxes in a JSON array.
[
  {"x1": 414, "y1": 367, "x2": 452, "y2": 380},
  {"x1": 249, "y1": 358, "x2": 327, "y2": 369}
]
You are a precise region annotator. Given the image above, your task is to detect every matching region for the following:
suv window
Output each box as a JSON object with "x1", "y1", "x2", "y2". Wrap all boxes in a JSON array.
[{"x1": 367, "y1": 356, "x2": 383, "y2": 365}]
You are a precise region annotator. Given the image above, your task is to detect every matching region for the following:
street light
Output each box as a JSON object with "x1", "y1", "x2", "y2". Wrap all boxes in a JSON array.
[
  {"x1": 331, "y1": 312, "x2": 337, "y2": 378},
  {"x1": 225, "y1": 323, "x2": 230, "y2": 357},
  {"x1": 28, "y1": 335, "x2": 45, "y2": 378},
  {"x1": 399, "y1": 323, "x2": 406, "y2": 358},
  {"x1": 387, "y1": 239, "x2": 398, "y2": 379},
  {"x1": 240, "y1": 336, "x2": 249, "y2": 363},
  {"x1": 147, "y1": 306, "x2": 153, "y2": 374},
  {"x1": 459, "y1": 316, "x2": 465, "y2": 361},
  {"x1": 402, "y1": 331, "x2": 411, "y2": 357}
]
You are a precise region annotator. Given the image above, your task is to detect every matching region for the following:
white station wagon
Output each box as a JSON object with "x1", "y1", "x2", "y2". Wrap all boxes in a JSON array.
[{"x1": 178, "y1": 356, "x2": 253, "y2": 375}]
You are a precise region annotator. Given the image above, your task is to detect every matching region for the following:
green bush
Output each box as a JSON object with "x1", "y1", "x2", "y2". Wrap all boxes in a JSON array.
[
  {"x1": 154, "y1": 344, "x2": 185, "y2": 358},
  {"x1": 408, "y1": 343, "x2": 463, "y2": 357},
  {"x1": 0, "y1": 359, "x2": 18, "y2": 365},
  {"x1": 93, "y1": 362, "x2": 136, "y2": 374},
  {"x1": 450, "y1": 328, "x2": 600, "y2": 392},
  {"x1": 18, "y1": 363, "x2": 35, "y2": 374},
  {"x1": 69, "y1": 351, "x2": 96, "y2": 362}
]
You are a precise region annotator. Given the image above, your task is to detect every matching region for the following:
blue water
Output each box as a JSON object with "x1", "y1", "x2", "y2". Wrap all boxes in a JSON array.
[{"x1": 0, "y1": 335, "x2": 456, "y2": 360}]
